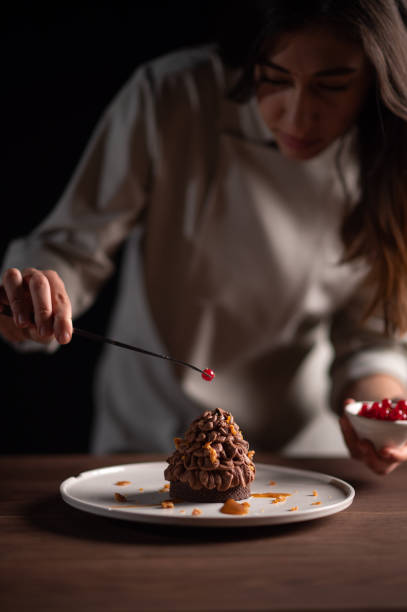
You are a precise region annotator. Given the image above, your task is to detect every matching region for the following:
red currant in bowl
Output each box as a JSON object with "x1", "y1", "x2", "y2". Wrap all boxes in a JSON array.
[{"x1": 345, "y1": 400, "x2": 407, "y2": 450}]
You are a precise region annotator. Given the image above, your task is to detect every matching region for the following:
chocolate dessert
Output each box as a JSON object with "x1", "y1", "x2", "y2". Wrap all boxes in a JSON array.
[{"x1": 164, "y1": 408, "x2": 255, "y2": 502}]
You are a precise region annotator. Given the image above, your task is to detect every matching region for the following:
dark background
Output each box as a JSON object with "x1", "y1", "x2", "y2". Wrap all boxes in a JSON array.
[{"x1": 1, "y1": 1, "x2": 217, "y2": 453}]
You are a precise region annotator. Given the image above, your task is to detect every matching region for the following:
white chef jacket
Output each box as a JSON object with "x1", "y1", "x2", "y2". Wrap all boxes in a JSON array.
[{"x1": 3, "y1": 45, "x2": 407, "y2": 453}]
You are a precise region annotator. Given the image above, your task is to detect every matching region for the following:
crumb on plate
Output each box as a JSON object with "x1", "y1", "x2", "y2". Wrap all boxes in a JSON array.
[
  {"x1": 161, "y1": 500, "x2": 174, "y2": 509},
  {"x1": 271, "y1": 495, "x2": 289, "y2": 504},
  {"x1": 114, "y1": 492, "x2": 127, "y2": 503}
]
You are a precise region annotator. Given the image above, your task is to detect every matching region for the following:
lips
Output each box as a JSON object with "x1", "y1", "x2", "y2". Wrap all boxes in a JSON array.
[{"x1": 278, "y1": 132, "x2": 321, "y2": 151}]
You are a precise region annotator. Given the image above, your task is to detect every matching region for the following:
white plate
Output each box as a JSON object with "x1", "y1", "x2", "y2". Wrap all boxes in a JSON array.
[{"x1": 60, "y1": 462, "x2": 354, "y2": 527}]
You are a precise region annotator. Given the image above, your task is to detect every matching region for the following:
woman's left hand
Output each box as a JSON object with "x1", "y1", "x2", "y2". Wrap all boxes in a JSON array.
[{"x1": 339, "y1": 400, "x2": 407, "y2": 475}]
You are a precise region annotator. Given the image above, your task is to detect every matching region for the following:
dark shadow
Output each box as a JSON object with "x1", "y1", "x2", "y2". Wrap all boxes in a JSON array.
[
  {"x1": 1, "y1": 1, "x2": 218, "y2": 455},
  {"x1": 24, "y1": 493, "x2": 331, "y2": 545}
]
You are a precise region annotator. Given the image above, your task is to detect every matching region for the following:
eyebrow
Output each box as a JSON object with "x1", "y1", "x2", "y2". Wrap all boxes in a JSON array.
[{"x1": 260, "y1": 60, "x2": 357, "y2": 77}]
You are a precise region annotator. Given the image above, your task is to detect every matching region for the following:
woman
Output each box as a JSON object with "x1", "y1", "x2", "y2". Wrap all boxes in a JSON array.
[{"x1": 1, "y1": 0, "x2": 407, "y2": 473}]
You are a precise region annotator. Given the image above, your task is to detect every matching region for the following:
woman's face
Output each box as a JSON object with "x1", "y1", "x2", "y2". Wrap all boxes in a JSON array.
[{"x1": 255, "y1": 25, "x2": 373, "y2": 160}]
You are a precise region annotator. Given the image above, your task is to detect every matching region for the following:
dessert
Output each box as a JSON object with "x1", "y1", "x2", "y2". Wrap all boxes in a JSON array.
[
  {"x1": 357, "y1": 398, "x2": 407, "y2": 421},
  {"x1": 164, "y1": 407, "x2": 255, "y2": 502}
]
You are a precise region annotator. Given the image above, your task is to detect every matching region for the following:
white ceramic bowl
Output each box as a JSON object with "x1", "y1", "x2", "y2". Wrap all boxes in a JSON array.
[{"x1": 345, "y1": 401, "x2": 407, "y2": 450}]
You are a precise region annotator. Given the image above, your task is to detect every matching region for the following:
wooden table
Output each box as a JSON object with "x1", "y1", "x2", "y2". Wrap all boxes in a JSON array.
[{"x1": 1, "y1": 454, "x2": 407, "y2": 611}]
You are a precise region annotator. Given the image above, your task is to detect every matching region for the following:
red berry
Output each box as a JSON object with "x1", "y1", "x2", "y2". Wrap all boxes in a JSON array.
[
  {"x1": 396, "y1": 399, "x2": 407, "y2": 412},
  {"x1": 388, "y1": 409, "x2": 400, "y2": 421},
  {"x1": 357, "y1": 397, "x2": 407, "y2": 421},
  {"x1": 201, "y1": 368, "x2": 215, "y2": 382},
  {"x1": 379, "y1": 406, "x2": 390, "y2": 420},
  {"x1": 394, "y1": 408, "x2": 407, "y2": 421},
  {"x1": 367, "y1": 401, "x2": 380, "y2": 419},
  {"x1": 359, "y1": 403, "x2": 370, "y2": 416}
]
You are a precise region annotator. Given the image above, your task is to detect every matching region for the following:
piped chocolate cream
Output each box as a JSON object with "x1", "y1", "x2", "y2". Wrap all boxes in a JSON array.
[{"x1": 164, "y1": 408, "x2": 255, "y2": 502}]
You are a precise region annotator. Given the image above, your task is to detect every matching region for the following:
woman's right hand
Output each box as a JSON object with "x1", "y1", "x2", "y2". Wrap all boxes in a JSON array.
[{"x1": 0, "y1": 268, "x2": 73, "y2": 345}]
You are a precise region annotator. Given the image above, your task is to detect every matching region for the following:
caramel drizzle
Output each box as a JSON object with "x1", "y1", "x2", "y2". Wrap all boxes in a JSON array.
[
  {"x1": 220, "y1": 499, "x2": 250, "y2": 515},
  {"x1": 251, "y1": 492, "x2": 291, "y2": 498},
  {"x1": 203, "y1": 441, "x2": 218, "y2": 464}
]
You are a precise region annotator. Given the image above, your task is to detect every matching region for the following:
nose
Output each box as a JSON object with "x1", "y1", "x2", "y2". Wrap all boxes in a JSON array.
[{"x1": 284, "y1": 86, "x2": 319, "y2": 135}]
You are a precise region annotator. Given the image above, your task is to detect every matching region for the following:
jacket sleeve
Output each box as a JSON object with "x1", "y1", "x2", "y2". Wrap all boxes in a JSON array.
[
  {"x1": 1, "y1": 64, "x2": 157, "y2": 320},
  {"x1": 329, "y1": 287, "x2": 407, "y2": 413}
]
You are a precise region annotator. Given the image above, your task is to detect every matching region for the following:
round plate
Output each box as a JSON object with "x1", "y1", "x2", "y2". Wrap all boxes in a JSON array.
[{"x1": 60, "y1": 461, "x2": 354, "y2": 527}]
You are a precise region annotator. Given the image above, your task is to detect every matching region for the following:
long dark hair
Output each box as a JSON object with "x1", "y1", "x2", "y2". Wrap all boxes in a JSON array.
[{"x1": 218, "y1": 0, "x2": 407, "y2": 334}]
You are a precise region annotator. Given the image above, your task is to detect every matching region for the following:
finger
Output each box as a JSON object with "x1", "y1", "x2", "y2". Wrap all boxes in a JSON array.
[
  {"x1": 339, "y1": 415, "x2": 366, "y2": 460},
  {"x1": 360, "y1": 440, "x2": 401, "y2": 475},
  {"x1": 23, "y1": 270, "x2": 53, "y2": 337},
  {"x1": 0, "y1": 284, "x2": 52, "y2": 345},
  {"x1": 0, "y1": 313, "x2": 28, "y2": 343},
  {"x1": 23, "y1": 325, "x2": 57, "y2": 345},
  {"x1": 379, "y1": 461, "x2": 401, "y2": 475},
  {"x1": 364, "y1": 450, "x2": 401, "y2": 475},
  {"x1": 2, "y1": 268, "x2": 33, "y2": 328},
  {"x1": 379, "y1": 442, "x2": 407, "y2": 463},
  {"x1": 44, "y1": 270, "x2": 73, "y2": 344}
]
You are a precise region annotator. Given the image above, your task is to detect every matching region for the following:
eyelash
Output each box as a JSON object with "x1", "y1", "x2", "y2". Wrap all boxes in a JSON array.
[{"x1": 258, "y1": 77, "x2": 349, "y2": 92}]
